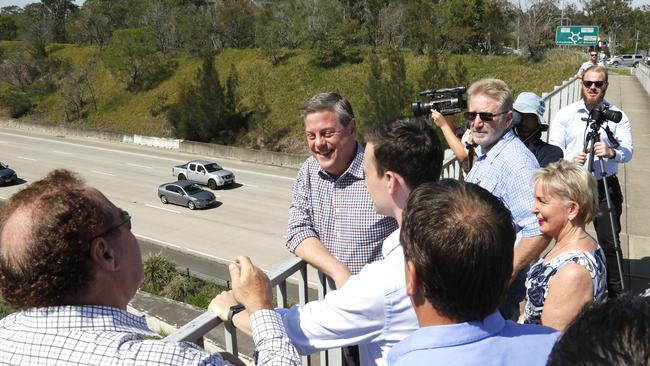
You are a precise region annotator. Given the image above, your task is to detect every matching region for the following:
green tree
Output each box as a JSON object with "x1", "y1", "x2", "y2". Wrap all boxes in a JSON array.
[
  {"x1": 213, "y1": 0, "x2": 256, "y2": 48},
  {"x1": 102, "y1": 27, "x2": 174, "y2": 91},
  {"x1": 0, "y1": 13, "x2": 18, "y2": 40},
  {"x1": 167, "y1": 53, "x2": 249, "y2": 144},
  {"x1": 419, "y1": 47, "x2": 451, "y2": 92},
  {"x1": 362, "y1": 48, "x2": 411, "y2": 133},
  {"x1": 42, "y1": 0, "x2": 78, "y2": 43},
  {"x1": 0, "y1": 87, "x2": 32, "y2": 118},
  {"x1": 18, "y1": 3, "x2": 53, "y2": 57}
]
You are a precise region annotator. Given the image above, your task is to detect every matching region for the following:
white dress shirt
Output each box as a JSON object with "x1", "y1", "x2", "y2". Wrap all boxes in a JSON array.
[
  {"x1": 549, "y1": 99, "x2": 633, "y2": 178},
  {"x1": 276, "y1": 229, "x2": 418, "y2": 366}
]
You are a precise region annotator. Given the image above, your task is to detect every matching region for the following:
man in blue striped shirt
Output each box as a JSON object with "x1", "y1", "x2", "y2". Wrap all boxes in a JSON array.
[{"x1": 464, "y1": 79, "x2": 551, "y2": 319}]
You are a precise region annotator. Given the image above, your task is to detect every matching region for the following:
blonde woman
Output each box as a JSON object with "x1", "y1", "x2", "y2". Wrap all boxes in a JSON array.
[{"x1": 524, "y1": 160, "x2": 607, "y2": 331}]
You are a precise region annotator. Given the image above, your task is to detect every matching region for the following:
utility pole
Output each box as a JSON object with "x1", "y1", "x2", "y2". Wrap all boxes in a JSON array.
[{"x1": 634, "y1": 30, "x2": 639, "y2": 54}]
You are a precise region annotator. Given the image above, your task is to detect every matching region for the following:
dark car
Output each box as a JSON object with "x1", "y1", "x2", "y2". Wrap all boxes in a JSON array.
[
  {"x1": 0, "y1": 162, "x2": 17, "y2": 185},
  {"x1": 158, "y1": 180, "x2": 217, "y2": 210}
]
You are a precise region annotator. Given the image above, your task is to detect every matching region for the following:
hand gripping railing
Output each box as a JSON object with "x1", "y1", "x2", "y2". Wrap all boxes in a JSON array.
[{"x1": 163, "y1": 256, "x2": 308, "y2": 360}]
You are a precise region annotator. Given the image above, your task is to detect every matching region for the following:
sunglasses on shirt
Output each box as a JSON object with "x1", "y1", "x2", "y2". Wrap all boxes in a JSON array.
[
  {"x1": 463, "y1": 111, "x2": 508, "y2": 122},
  {"x1": 582, "y1": 80, "x2": 606, "y2": 88}
]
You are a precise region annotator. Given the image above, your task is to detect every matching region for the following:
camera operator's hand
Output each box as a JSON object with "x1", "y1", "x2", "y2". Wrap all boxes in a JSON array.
[
  {"x1": 431, "y1": 110, "x2": 453, "y2": 129},
  {"x1": 593, "y1": 141, "x2": 615, "y2": 158},
  {"x1": 573, "y1": 151, "x2": 588, "y2": 166}
]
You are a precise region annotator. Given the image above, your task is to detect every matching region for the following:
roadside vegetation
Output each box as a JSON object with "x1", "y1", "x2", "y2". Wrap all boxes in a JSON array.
[
  {"x1": 0, "y1": 0, "x2": 647, "y2": 153},
  {"x1": 140, "y1": 252, "x2": 228, "y2": 309}
]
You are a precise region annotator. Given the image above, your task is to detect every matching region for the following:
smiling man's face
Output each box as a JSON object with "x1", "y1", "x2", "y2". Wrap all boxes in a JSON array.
[{"x1": 304, "y1": 110, "x2": 357, "y2": 177}]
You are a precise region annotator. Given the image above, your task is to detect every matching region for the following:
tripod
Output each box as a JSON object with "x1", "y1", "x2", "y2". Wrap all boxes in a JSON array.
[{"x1": 583, "y1": 119, "x2": 626, "y2": 292}]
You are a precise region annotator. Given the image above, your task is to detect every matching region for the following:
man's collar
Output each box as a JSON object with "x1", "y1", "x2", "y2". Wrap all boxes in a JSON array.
[
  {"x1": 477, "y1": 130, "x2": 517, "y2": 159},
  {"x1": 400, "y1": 311, "x2": 506, "y2": 349}
]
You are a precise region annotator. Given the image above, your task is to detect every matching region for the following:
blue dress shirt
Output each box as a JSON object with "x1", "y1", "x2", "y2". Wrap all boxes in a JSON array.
[
  {"x1": 387, "y1": 311, "x2": 559, "y2": 366},
  {"x1": 466, "y1": 130, "x2": 541, "y2": 242}
]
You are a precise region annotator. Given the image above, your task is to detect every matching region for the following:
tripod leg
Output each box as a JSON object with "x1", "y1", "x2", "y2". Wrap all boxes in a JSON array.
[{"x1": 595, "y1": 158, "x2": 626, "y2": 295}]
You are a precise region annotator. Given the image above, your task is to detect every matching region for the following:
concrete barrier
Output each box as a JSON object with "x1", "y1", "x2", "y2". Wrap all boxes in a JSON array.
[
  {"x1": 0, "y1": 118, "x2": 308, "y2": 169},
  {"x1": 632, "y1": 63, "x2": 650, "y2": 97}
]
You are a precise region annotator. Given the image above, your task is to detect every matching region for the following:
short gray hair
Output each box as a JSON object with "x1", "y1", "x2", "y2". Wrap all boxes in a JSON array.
[
  {"x1": 300, "y1": 92, "x2": 355, "y2": 127},
  {"x1": 467, "y1": 78, "x2": 513, "y2": 113}
]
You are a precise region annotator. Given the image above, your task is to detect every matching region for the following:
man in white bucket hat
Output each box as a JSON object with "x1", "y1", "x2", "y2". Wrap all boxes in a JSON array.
[{"x1": 512, "y1": 92, "x2": 563, "y2": 167}]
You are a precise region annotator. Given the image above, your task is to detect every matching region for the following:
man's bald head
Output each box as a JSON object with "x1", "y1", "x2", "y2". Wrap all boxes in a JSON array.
[{"x1": 0, "y1": 169, "x2": 114, "y2": 309}]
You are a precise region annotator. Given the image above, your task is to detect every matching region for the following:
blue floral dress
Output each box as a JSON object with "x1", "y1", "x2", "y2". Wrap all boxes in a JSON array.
[{"x1": 524, "y1": 248, "x2": 607, "y2": 325}]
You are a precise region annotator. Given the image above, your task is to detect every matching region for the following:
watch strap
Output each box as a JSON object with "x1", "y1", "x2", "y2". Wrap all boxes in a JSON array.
[{"x1": 227, "y1": 304, "x2": 246, "y2": 324}]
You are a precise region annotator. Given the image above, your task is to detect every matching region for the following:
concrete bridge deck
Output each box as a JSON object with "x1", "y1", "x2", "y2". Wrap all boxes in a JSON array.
[{"x1": 607, "y1": 72, "x2": 650, "y2": 293}]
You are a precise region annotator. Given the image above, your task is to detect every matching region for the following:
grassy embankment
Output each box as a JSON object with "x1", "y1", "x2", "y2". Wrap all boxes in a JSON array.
[{"x1": 1, "y1": 42, "x2": 582, "y2": 153}]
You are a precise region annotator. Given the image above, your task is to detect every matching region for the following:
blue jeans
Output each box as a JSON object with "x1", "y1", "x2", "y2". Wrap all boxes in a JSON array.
[{"x1": 500, "y1": 266, "x2": 529, "y2": 320}]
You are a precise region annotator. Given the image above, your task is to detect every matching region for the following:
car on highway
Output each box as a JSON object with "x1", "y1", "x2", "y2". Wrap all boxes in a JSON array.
[
  {"x1": 158, "y1": 180, "x2": 217, "y2": 210},
  {"x1": 606, "y1": 54, "x2": 644, "y2": 67},
  {"x1": 172, "y1": 160, "x2": 235, "y2": 190},
  {"x1": 0, "y1": 162, "x2": 17, "y2": 185}
]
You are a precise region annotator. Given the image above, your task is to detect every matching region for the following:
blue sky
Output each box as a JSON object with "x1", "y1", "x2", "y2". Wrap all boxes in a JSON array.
[{"x1": 1, "y1": 0, "x2": 648, "y2": 10}]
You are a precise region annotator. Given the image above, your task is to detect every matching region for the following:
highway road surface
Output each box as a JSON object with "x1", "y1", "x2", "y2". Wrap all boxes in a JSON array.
[{"x1": 0, "y1": 127, "x2": 319, "y2": 284}]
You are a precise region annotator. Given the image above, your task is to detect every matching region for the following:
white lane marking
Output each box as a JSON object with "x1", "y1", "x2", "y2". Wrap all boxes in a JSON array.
[
  {"x1": 0, "y1": 195, "x2": 6, "y2": 200},
  {"x1": 187, "y1": 248, "x2": 235, "y2": 264},
  {"x1": 127, "y1": 163, "x2": 153, "y2": 169},
  {"x1": 135, "y1": 234, "x2": 181, "y2": 249},
  {"x1": 17, "y1": 156, "x2": 36, "y2": 161},
  {"x1": 234, "y1": 168, "x2": 295, "y2": 181},
  {"x1": 53, "y1": 150, "x2": 72, "y2": 155},
  {"x1": 0, "y1": 131, "x2": 295, "y2": 181},
  {"x1": 145, "y1": 203, "x2": 180, "y2": 213},
  {"x1": 92, "y1": 170, "x2": 116, "y2": 177}
]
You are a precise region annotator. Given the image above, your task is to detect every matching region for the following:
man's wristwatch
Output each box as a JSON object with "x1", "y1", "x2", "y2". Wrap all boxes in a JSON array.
[{"x1": 227, "y1": 304, "x2": 246, "y2": 324}]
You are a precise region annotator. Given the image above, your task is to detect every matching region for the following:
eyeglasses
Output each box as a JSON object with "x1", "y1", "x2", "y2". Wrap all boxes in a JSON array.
[
  {"x1": 90, "y1": 209, "x2": 131, "y2": 241},
  {"x1": 590, "y1": 54, "x2": 597, "y2": 57},
  {"x1": 464, "y1": 111, "x2": 508, "y2": 122},
  {"x1": 582, "y1": 80, "x2": 606, "y2": 88}
]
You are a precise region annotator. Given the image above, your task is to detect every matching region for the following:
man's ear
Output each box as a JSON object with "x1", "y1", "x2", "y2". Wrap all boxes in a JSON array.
[
  {"x1": 386, "y1": 171, "x2": 406, "y2": 196},
  {"x1": 90, "y1": 237, "x2": 118, "y2": 272},
  {"x1": 405, "y1": 260, "x2": 421, "y2": 297},
  {"x1": 348, "y1": 119, "x2": 357, "y2": 136}
]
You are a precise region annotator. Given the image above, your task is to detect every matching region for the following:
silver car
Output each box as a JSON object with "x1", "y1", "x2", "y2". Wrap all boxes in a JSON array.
[
  {"x1": 0, "y1": 162, "x2": 17, "y2": 186},
  {"x1": 158, "y1": 180, "x2": 217, "y2": 210}
]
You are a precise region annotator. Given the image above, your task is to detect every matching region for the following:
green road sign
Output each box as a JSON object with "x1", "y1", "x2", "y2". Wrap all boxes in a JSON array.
[{"x1": 555, "y1": 26, "x2": 599, "y2": 46}]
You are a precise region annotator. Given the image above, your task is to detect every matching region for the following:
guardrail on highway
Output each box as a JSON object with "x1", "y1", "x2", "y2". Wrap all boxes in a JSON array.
[
  {"x1": 163, "y1": 75, "x2": 583, "y2": 366},
  {"x1": 632, "y1": 62, "x2": 650, "y2": 97}
]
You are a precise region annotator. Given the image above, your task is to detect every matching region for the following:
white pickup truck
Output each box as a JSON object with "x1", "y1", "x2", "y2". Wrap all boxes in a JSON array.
[{"x1": 172, "y1": 160, "x2": 235, "y2": 190}]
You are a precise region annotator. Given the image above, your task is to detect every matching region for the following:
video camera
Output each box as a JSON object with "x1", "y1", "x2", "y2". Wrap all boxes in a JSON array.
[
  {"x1": 589, "y1": 102, "x2": 622, "y2": 125},
  {"x1": 411, "y1": 86, "x2": 466, "y2": 117}
]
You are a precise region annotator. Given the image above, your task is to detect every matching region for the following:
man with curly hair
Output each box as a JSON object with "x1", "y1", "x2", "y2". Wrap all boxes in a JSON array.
[{"x1": 0, "y1": 169, "x2": 299, "y2": 366}]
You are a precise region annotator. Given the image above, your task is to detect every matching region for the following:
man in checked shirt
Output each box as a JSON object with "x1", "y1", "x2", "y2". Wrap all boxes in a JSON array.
[
  {"x1": 0, "y1": 169, "x2": 299, "y2": 366},
  {"x1": 286, "y1": 92, "x2": 398, "y2": 288}
]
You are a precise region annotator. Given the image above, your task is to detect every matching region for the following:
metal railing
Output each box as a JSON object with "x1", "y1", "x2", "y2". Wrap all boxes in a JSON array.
[{"x1": 163, "y1": 75, "x2": 584, "y2": 365}]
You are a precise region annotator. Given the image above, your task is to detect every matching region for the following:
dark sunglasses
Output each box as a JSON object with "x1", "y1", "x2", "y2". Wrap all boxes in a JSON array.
[
  {"x1": 582, "y1": 80, "x2": 605, "y2": 88},
  {"x1": 590, "y1": 54, "x2": 597, "y2": 57},
  {"x1": 90, "y1": 209, "x2": 132, "y2": 241},
  {"x1": 464, "y1": 111, "x2": 507, "y2": 122}
]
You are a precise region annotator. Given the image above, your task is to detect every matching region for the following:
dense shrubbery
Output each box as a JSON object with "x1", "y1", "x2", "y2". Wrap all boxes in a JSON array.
[
  {"x1": 0, "y1": 87, "x2": 32, "y2": 117},
  {"x1": 141, "y1": 252, "x2": 226, "y2": 309}
]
